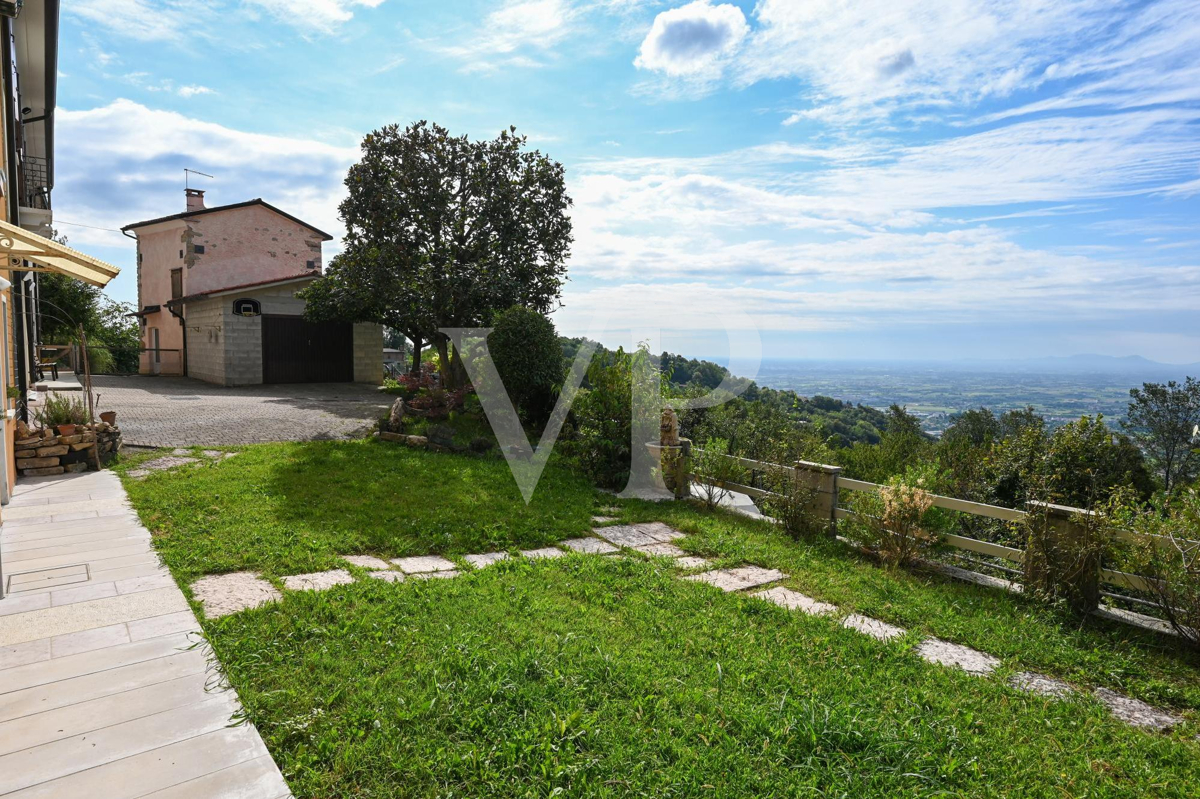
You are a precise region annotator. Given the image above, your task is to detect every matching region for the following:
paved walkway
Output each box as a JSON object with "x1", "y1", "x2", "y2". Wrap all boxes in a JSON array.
[
  {"x1": 0, "y1": 470, "x2": 290, "y2": 798},
  {"x1": 89, "y1": 375, "x2": 391, "y2": 448}
]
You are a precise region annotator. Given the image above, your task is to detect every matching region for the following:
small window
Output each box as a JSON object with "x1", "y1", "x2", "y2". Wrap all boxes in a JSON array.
[
  {"x1": 179, "y1": 250, "x2": 184, "y2": 259},
  {"x1": 170, "y1": 268, "x2": 183, "y2": 299},
  {"x1": 193, "y1": 245, "x2": 205, "y2": 254},
  {"x1": 306, "y1": 260, "x2": 317, "y2": 269}
]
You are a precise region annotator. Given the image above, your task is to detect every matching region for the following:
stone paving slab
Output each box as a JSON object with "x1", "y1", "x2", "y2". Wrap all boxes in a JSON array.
[
  {"x1": 522, "y1": 547, "x2": 566, "y2": 560},
  {"x1": 842, "y1": 614, "x2": 906, "y2": 641},
  {"x1": 634, "y1": 542, "x2": 686, "y2": 557},
  {"x1": 591, "y1": 516, "x2": 617, "y2": 523},
  {"x1": 463, "y1": 552, "x2": 510, "y2": 568},
  {"x1": 1011, "y1": 672, "x2": 1074, "y2": 699},
  {"x1": 281, "y1": 570, "x2": 355, "y2": 592},
  {"x1": 592, "y1": 525, "x2": 661, "y2": 548},
  {"x1": 674, "y1": 556, "x2": 711, "y2": 569},
  {"x1": 341, "y1": 555, "x2": 392, "y2": 571},
  {"x1": 753, "y1": 586, "x2": 837, "y2": 615},
  {"x1": 915, "y1": 638, "x2": 1000, "y2": 676},
  {"x1": 632, "y1": 522, "x2": 687, "y2": 542},
  {"x1": 191, "y1": 572, "x2": 281, "y2": 619},
  {"x1": 368, "y1": 571, "x2": 406, "y2": 583},
  {"x1": 391, "y1": 555, "x2": 457, "y2": 574},
  {"x1": 686, "y1": 566, "x2": 787, "y2": 593},
  {"x1": 412, "y1": 570, "x2": 461, "y2": 580},
  {"x1": 0, "y1": 587, "x2": 189, "y2": 647},
  {"x1": 560, "y1": 538, "x2": 618, "y2": 555},
  {"x1": 1093, "y1": 688, "x2": 1181, "y2": 731}
]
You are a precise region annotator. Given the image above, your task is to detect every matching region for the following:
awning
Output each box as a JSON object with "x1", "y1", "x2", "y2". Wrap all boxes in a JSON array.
[{"x1": 0, "y1": 218, "x2": 120, "y2": 287}]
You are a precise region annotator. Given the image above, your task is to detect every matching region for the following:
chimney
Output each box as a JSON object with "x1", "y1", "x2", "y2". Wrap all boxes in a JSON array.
[{"x1": 185, "y1": 188, "x2": 206, "y2": 212}]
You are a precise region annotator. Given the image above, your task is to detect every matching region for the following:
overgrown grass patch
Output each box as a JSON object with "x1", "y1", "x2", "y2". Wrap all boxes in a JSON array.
[{"x1": 210, "y1": 557, "x2": 1200, "y2": 798}]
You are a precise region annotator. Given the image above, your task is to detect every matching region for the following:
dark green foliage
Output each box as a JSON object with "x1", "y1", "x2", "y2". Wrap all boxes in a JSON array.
[
  {"x1": 1123, "y1": 378, "x2": 1200, "y2": 495},
  {"x1": 37, "y1": 271, "x2": 141, "y2": 374},
  {"x1": 561, "y1": 348, "x2": 635, "y2": 490},
  {"x1": 489, "y1": 305, "x2": 565, "y2": 423}
]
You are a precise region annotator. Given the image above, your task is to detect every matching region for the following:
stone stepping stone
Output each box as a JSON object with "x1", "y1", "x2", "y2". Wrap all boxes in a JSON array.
[
  {"x1": 140, "y1": 456, "x2": 199, "y2": 473},
  {"x1": 282, "y1": 569, "x2": 356, "y2": 592},
  {"x1": 633, "y1": 522, "x2": 686, "y2": 542},
  {"x1": 412, "y1": 570, "x2": 461, "y2": 580},
  {"x1": 674, "y1": 556, "x2": 710, "y2": 569},
  {"x1": 1094, "y1": 688, "x2": 1181, "y2": 731},
  {"x1": 842, "y1": 614, "x2": 906, "y2": 641},
  {"x1": 634, "y1": 542, "x2": 686, "y2": 557},
  {"x1": 342, "y1": 555, "x2": 392, "y2": 571},
  {"x1": 369, "y1": 571, "x2": 405, "y2": 583},
  {"x1": 560, "y1": 538, "x2": 618, "y2": 555},
  {"x1": 593, "y1": 526, "x2": 662, "y2": 548},
  {"x1": 1010, "y1": 672, "x2": 1073, "y2": 699},
  {"x1": 392, "y1": 555, "x2": 457, "y2": 574},
  {"x1": 916, "y1": 638, "x2": 1000, "y2": 676},
  {"x1": 171, "y1": 448, "x2": 192, "y2": 456},
  {"x1": 191, "y1": 571, "x2": 280, "y2": 618},
  {"x1": 591, "y1": 515, "x2": 617, "y2": 523},
  {"x1": 522, "y1": 547, "x2": 566, "y2": 560},
  {"x1": 753, "y1": 586, "x2": 836, "y2": 615},
  {"x1": 201, "y1": 450, "x2": 225, "y2": 458},
  {"x1": 686, "y1": 566, "x2": 787, "y2": 592},
  {"x1": 464, "y1": 552, "x2": 510, "y2": 568}
]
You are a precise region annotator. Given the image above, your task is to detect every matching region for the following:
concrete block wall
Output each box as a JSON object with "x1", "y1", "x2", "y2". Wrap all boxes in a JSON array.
[
  {"x1": 184, "y1": 298, "x2": 226, "y2": 385},
  {"x1": 353, "y1": 323, "x2": 384, "y2": 384}
]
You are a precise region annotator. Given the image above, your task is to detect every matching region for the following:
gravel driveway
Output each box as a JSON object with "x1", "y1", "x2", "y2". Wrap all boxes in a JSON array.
[{"x1": 88, "y1": 375, "x2": 392, "y2": 447}]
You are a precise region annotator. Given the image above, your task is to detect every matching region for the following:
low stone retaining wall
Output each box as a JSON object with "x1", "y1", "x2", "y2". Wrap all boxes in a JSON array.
[{"x1": 14, "y1": 421, "x2": 123, "y2": 477}]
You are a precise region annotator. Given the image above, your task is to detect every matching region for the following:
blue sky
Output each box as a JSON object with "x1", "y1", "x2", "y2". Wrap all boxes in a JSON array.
[{"x1": 53, "y1": 0, "x2": 1200, "y2": 363}]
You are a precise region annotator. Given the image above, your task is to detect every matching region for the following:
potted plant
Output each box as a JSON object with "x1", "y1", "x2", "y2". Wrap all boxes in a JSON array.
[
  {"x1": 35, "y1": 393, "x2": 88, "y2": 437},
  {"x1": 99, "y1": 411, "x2": 117, "y2": 425}
]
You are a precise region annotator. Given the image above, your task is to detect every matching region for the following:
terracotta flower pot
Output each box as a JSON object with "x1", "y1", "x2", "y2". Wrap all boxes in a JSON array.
[
  {"x1": 99, "y1": 411, "x2": 117, "y2": 425},
  {"x1": 56, "y1": 424, "x2": 77, "y2": 437}
]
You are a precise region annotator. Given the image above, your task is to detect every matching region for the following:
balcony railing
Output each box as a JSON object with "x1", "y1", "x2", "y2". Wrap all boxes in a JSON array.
[{"x1": 20, "y1": 154, "x2": 49, "y2": 210}]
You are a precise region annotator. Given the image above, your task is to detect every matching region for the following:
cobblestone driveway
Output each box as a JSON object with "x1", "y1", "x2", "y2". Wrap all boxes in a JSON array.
[{"x1": 90, "y1": 376, "x2": 391, "y2": 447}]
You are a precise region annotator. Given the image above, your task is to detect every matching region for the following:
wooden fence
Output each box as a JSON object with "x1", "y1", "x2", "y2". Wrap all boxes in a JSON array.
[{"x1": 685, "y1": 448, "x2": 1192, "y2": 606}]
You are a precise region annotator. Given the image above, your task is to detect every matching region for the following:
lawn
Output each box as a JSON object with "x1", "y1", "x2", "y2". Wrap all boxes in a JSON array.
[{"x1": 120, "y1": 441, "x2": 1200, "y2": 797}]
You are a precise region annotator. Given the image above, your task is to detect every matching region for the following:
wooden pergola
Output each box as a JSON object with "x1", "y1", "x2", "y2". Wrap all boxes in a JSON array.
[{"x1": 0, "y1": 218, "x2": 120, "y2": 287}]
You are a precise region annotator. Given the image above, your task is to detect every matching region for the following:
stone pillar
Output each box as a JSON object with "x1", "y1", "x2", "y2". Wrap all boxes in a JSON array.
[
  {"x1": 1023, "y1": 500, "x2": 1101, "y2": 614},
  {"x1": 794, "y1": 461, "x2": 841, "y2": 535}
]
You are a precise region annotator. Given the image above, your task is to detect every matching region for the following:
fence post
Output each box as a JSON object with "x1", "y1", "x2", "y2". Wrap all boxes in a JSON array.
[
  {"x1": 1023, "y1": 500, "x2": 1101, "y2": 614},
  {"x1": 794, "y1": 461, "x2": 841, "y2": 536}
]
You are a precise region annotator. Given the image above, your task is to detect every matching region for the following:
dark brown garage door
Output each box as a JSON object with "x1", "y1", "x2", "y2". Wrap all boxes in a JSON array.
[{"x1": 262, "y1": 315, "x2": 354, "y2": 383}]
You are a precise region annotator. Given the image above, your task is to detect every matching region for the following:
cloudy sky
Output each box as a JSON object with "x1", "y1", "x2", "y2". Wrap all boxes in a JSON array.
[{"x1": 55, "y1": 0, "x2": 1200, "y2": 362}]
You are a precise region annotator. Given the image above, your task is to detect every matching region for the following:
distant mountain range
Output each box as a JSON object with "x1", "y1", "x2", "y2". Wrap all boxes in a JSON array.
[{"x1": 962, "y1": 354, "x2": 1200, "y2": 375}]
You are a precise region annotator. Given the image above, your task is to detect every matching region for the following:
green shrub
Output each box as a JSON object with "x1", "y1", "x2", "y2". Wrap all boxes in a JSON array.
[
  {"x1": 563, "y1": 348, "x2": 635, "y2": 490},
  {"x1": 36, "y1": 393, "x2": 88, "y2": 428},
  {"x1": 760, "y1": 471, "x2": 823, "y2": 540},
  {"x1": 488, "y1": 305, "x2": 565, "y2": 424},
  {"x1": 843, "y1": 464, "x2": 939, "y2": 567},
  {"x1": 692, "y1": 438, "x2": 742, "y2": 511}
]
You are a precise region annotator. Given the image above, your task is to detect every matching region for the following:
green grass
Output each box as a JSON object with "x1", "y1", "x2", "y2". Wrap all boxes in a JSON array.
[
  {"x1": 119, "y1": 441, "x2": 1200, "y2": 797},
  {"x1": 116, "y1": 439, "x2": 602, "y2": 581},
  {"x1": 211, "y1": 559, "x2": 1200, "y2": 798}
]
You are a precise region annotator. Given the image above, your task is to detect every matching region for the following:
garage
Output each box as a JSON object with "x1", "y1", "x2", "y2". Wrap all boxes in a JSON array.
[{"x1": 262, "y1": 315, "x2": 354, "y2": 384}]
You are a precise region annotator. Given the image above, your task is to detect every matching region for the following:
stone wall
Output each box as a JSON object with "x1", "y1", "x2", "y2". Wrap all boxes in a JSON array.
[
  {"x1": 353, "y1": 323, "x2": 384, "y2": 384},
  {"x1": 13, "y1": 421, "x2": 123, "y2": 477}
]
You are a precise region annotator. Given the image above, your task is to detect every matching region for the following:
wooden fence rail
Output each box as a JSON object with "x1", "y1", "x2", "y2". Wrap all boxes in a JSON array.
[{"x1": 685, "y1": 448, "x2": 1190, "y2": 606}]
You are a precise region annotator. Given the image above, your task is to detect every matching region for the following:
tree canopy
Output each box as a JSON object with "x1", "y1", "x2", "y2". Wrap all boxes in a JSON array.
[{"x1": 301, "y1": 121, "x2": 572, "y2": 387}]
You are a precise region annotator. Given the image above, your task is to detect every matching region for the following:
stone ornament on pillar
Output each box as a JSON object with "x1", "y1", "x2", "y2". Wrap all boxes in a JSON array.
[{"x1": 646, "y1": 408, "x2": 692, "y2": 500}]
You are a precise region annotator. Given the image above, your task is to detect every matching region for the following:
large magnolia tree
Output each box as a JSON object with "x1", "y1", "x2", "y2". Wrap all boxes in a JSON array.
[{"x1": 301, "y1": 121, "x2": 572, "y2": 386}]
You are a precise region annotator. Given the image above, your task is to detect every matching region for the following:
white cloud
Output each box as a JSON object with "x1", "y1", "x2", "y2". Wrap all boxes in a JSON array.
[
  {"x1": 244, "y1": 0, "x2": 388, "y2": 33},
  {"x1": 634, "y1": 1, "x2": 748, "y2": 77},
  {"x1": 176, "y1": 85, "x2": 214, "y2": 98},
  {"x1": 69, "y1": 0, "x2": 386, "y2": 41},
  {"x1": 54, "y1": 100, "x2": 357, "y2": 251},
  {"x1": 437, "y1": 0, "x2": 578, "y2": 72}
]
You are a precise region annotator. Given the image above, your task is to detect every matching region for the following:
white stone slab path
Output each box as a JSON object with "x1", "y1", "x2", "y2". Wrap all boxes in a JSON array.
[{"x1": 0, "y1": 470, "x2": 291, "y2": 797}]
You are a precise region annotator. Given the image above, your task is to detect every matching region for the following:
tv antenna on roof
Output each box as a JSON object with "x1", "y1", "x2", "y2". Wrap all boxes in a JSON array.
[{"x1": 184, "y1": 168, "x2": 214, "y2": 190}]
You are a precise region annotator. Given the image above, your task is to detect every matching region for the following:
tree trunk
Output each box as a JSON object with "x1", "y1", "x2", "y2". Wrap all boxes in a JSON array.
[
  {"x1": 432, "y1": 333, "x2": 469, "y2": 390},
  {"x1": 409, "y1": 334, "x2": 423, "y2": 375}
]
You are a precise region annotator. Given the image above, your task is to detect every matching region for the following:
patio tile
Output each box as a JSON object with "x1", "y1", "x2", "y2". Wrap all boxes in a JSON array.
[
  {"x1": 842, "y1": 614, "x2": 906, "y2": 640},
  {"x1": 0, "y1": 638, "x2": 51, "y2": 670},
  {"x1": 391, "y1": 555, "x2": 457, "y2": 574},
  {"x1": 1094, "y1": 688, "x2": 1181, "y2": 731},
  {"x1": 686, "y1": 566, "x2": 786, "y2": 593},
  {"x1": 522, "y1": 547, "x2": 566, "y2": 560},
  {"x1": 368, "y1": 570, "x2": 405, "y2": 583},
  {"x1": 463, "y1": 552, "x2": 510, "y2": 568},
  {"x1": 674, "y1": 556, "x2": 710, "y2": 569},
  {"x1": 1011, "y1": 672, "x2": 1073, "y2": 699},
  {"x1": 190, "y1": 572, "x2": 281, "y2": 619},
  {"x1": 633, "y1": 542, "x2": 686, "y2": 557},
  {"x1": 753, "y1": 586, "x2": 837, "y2": 615},
  {"x1": 916, "y1": 638, "x2": 1000, "y2": 676},
  {"x1": 281, "y1": 569, "x2": 356, "y2": 592},
  {"x1": 128, "y1": 611, "x2": 201, "y2": 641},
  {"x1": 633, "y1": 522, "x2": 686, "y2": 542},
  {"x1": 50, "y1": 623, "x2": 131, "y2": 658},
  {"x1": 560, "y1": 538, "x2": 618, "y2": 555},
  {"x1": 726, "y1": 566, "x2": 787, "y2": 587},
  {"x1": 341, "y1": 555, "x2": 392, "y2": 571}
]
